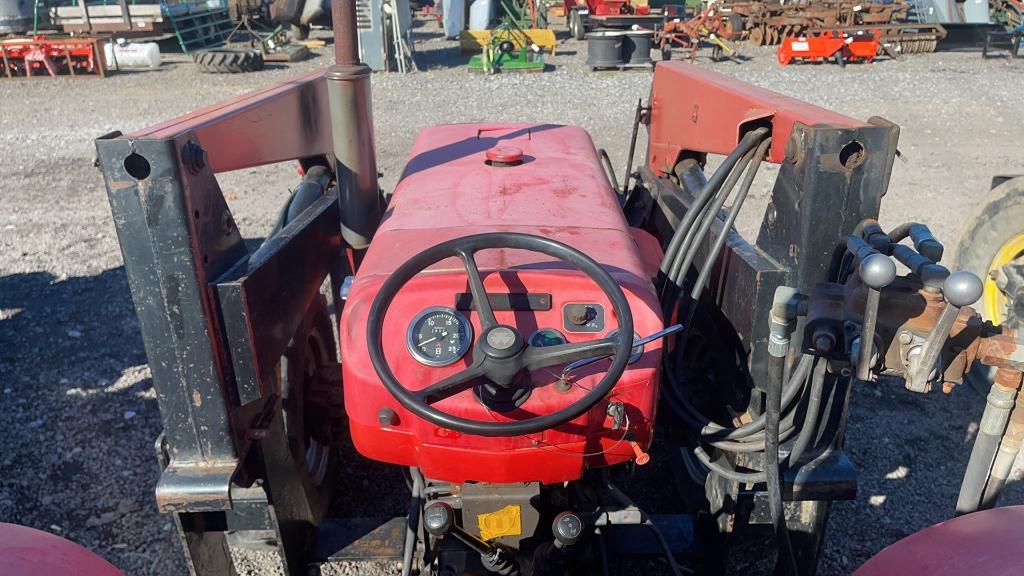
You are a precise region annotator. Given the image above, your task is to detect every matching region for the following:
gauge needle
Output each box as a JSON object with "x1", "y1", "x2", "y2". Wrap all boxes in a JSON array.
[{"x1": 418, "y1": 331, "x2": 449, "y2": 347}]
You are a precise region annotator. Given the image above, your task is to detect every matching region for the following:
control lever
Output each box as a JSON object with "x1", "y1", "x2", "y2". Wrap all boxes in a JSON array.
[
  {"x1": 532, "y1": 512, "x2": 585, "y2": 576},
  {"x1": 905, "y1": 271, "x2": 984, "y2": 393},
  {"x1": 423, "y1": 501, "x2": 520, "y2": 576},
  {"x1": 855, "y1": 253, "x2": 897, "y2": 381},
  {"x1": 558, "y1": 324, "x2": 684, "y2": 382}
]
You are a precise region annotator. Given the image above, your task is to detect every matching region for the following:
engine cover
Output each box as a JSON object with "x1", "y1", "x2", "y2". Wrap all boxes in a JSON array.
[{"x1": 339, "y1": 123, "x2": 664, "y2": 484}]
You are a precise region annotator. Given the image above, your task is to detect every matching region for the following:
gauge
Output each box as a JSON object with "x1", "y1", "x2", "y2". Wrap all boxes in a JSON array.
[
  {"x1": 607, "y1": 330, "x2": 643, "y2": 364},
  {"x1": 407, "y1": 307, "x2": 473, "y2": 366},
  {"x1": 529, "y1": 328, "x2": 567, "y2": 348}
]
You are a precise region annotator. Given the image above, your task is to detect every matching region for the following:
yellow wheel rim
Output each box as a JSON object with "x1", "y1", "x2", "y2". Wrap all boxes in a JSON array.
[{"x1": 983, "y1": 233, "x2": 1024, "y2": 325}]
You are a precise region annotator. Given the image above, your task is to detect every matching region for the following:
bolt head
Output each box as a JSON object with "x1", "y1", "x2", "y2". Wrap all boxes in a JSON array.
[
  {"x1": 943, "y1": 271, "x2": 984, "y2": 307},
  {"x1": 859, "y1": 253, "x2": 897, "y2": 289},
  {"x1": 377, "y1": 407, "x2": 399, "y2": 426}
]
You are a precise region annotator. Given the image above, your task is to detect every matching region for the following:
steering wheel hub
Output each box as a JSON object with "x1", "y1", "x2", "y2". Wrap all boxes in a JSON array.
[{"x1": 482, "y1": 326, "x2": 524, "y2": 358}]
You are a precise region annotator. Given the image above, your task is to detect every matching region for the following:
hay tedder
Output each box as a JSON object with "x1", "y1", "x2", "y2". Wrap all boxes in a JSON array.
[{"x1": 19, "y1": 0, "x2": 1017, "y2": 574}]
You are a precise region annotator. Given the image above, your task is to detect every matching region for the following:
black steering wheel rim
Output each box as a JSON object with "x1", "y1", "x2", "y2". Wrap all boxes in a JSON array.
[{"x1": 366, "y1": 232, "x2": 634, "y2": 437}]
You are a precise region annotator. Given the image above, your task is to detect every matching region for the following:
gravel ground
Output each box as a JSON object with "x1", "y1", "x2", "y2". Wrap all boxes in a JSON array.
[{"x1": 1, "y1": 19, "x2": 1023, "y2": 576}]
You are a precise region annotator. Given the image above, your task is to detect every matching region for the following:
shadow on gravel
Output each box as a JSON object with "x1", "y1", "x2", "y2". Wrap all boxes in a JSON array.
[
  {"x1": 0, "y1": 267, "x2": 146, "y2": 386},
  {"x1": 0, "y1": 267, "x2": 185, "y2": 575}
]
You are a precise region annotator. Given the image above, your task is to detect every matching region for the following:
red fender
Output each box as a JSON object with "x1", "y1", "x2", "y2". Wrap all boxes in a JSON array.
[
  {"x1": 0, "y1": 523, "x2": 123, "y2": 576},
  {"x1": 855, "y1": 506, "x2": 1024, "y2": 575}
]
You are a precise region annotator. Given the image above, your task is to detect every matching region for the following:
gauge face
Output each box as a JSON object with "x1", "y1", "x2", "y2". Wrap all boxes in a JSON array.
[
  {"x1": 529, "y1": 328, "x2": 567, "y2": 348},
  {"x1": 407, "y1": 307, "x2": 473, "y2": 366}
]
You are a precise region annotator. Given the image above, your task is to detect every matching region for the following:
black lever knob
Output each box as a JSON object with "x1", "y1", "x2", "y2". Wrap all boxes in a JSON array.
[
  {"x1": 424, "y1": 501, "x2": 455, "y2": 536},
  {"x1": 552, "y1": 512, "x2": 584, "y2": 547}
]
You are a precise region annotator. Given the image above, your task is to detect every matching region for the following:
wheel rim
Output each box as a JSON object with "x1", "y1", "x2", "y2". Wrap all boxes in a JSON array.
[
  {"x1": 301, "y1": 331, "x2": 332, "y2": 486},
  {"x1": 983, "y1": 233, "x2": 1024, "y2": 325}
]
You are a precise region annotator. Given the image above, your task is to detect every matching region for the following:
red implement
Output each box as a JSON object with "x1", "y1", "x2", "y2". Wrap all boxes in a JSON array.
[
  {"x1": 0, "y1": 36, "x2": 107, "y2": 78},
  {"x1": 777, "y1": 29, "x2": 881, "y2": 66},
  {"x1": 855, "y1": 506, "x2": 1024, "y2": 575}
]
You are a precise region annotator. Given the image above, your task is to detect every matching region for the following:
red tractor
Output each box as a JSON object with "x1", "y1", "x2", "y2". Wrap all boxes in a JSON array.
[
  {"x1": 564, "y1": 0, "x2": 664, "y2": 40},
  {"x1": 51, "y1": 1, "x2": 1024, "y2": 575}
]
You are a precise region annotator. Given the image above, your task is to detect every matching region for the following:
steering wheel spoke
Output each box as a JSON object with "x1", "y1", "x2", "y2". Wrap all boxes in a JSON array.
[
  {"x1": 457, "y1": 247, "x2": 498, "y2": 330},
  {"x1": 414, "y1": 362, "x2": 488, "y2": 405},
  {"x1": 523, "y1": 337, "x2": 620, "y2": 371}
]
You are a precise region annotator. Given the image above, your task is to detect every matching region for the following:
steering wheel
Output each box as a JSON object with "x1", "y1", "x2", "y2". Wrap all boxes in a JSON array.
[{"x1": 366, "y1": 232, "x2": 634, "y2": 437}]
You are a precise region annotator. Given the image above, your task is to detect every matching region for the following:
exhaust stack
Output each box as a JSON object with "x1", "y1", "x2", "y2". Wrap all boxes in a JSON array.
[{"x1": 328, "y1": 0, "x2": 383, "y2": 249}]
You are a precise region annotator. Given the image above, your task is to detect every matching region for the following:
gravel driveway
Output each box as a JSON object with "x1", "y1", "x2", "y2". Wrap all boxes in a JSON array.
[{"x1": 1, "y1": 20, "x2": 1022, "y2": 576}]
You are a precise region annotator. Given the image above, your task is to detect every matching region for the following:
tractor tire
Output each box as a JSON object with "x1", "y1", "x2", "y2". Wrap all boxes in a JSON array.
[
  {"x1": 728, "y1": 13, "x2": 744, "y2": 35},
  {"x1": 955, "y1": 177, "x2": 1024, "y2": 330},
  {"x1": 193, "y1": 48, "x2": 265, "y2": 73},
  {"x1": 571, "y1": 11, "x2": 586, "y2": 41},
  {"x1": 279, "y1": 295, "x2": 342, "y2": 520}
]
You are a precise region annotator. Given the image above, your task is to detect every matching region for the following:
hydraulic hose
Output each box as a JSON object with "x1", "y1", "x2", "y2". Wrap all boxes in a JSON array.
[
  {"x1": 766, "y1": 352, "x2": 797, "y2": 576},
  {"x1": 268, "y1": 165, "x2": 334, "y2": 237},
  {"x1": 786, "y1": 357, "x2": 827, "y2": 466},
  {"x1": 690, "y1": 137, "x2": 772, "y2": 302},
  {"x1": 981, "y1": 389, "x2": 1024, "y2": 509},
  {"x1": 676, "y1": 354, "x2": 813, "y2": 442},
  {"x1": 667, "y1": 143, "x2": 758, "y2": 291},
  {"x1": 657, "y1": 128, "x2": 769, "y2": 292},
  {"x1": 956, "y1": 369, "x2": 1020, "y2": 515},
  {"x1": 766, "y1": 288, "x2": 801, "y2": 576}
]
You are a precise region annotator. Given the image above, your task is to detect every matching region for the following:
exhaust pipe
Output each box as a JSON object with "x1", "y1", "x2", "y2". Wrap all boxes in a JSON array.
[{"x1": 328, "y1": 0, "x2": 384, "y2": 249}]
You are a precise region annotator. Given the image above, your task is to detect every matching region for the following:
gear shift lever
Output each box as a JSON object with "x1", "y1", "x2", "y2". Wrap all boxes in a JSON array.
[{"x1": 423, "y1": 502, "x2": 520, "y2": 576}]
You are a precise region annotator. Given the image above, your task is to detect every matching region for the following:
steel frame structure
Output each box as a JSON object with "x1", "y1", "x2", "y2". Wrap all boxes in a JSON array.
[
  {"x1": 627, "y1": 61, "x2": 899, "y2": 574},
  {"x1": 96, "y1": 69, "x2": 345, "y2": 575},
  {"x1": 97, "y1": 44, "x2": 902, "y2": 573}
]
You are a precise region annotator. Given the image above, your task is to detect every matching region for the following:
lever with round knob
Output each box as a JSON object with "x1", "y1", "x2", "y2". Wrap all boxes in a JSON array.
[
  {"x1": 855, "y1": 253, "x2": 898, "y2": 381},
  {"x1": 905, "y1": 271, "x2": 984, "y2": 393},
  {"x1": 422, "y1": 502, "x2": 521, "y2": 576}
]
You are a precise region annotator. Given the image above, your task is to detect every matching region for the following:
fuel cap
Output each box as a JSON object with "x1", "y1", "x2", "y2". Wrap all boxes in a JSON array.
[{"x1": 486, "y1": 146, "x2": 524, "y2": 166}]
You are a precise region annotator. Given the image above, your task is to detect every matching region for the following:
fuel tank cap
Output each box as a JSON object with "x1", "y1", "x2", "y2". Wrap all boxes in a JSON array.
[{"x1": 486, "y1": 146, "x2": 524, "y2": 166}]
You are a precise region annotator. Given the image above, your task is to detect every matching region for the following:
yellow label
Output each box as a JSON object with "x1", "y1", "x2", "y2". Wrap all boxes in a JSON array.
[{"x1": 477, "y1": 504, "x2": 522, "y2": 541}]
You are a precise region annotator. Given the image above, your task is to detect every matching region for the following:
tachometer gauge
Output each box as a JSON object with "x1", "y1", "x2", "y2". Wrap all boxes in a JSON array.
[
  {"x1": 529, "y1": 328, "x2": 567, "y2": 348},
  {"x1": 407, "y1": 307, "x2": 473, "y2": 366}
]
